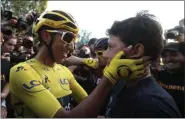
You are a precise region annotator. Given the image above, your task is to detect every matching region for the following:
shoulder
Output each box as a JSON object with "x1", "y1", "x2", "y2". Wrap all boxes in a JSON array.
[
  {"x1": 10, "y1": 61, "x2": 31, "y2": 74},
  {"x1": 57, "y1": 64, "x2": 73, "y2": 74},
  {"x1": 10, "y1": 61, "x2": 41, "y2": 87},
  {"x1": 110, "y1": 94, "x2": 180, "y2": 117},
  {"x1": 134, "y1": 94, "x2": 181, "y2": 117},
  {"x1": 10, "y1": 61, "x2": 44, "y2": 94}
]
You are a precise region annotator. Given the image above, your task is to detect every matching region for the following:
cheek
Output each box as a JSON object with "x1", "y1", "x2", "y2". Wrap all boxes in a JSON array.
[
  {"x1": 176, "y1": 56, "x2": 185, "y2": 65},
  {"x1": 103, "y1": 49, "x2": 111, "y2": 58},
  {"x1": 5, "y1": 44, "x2": 10, "y2": 49},
  {"x1": 52, "y1": 39, "x2": 63, "y2": 59}
]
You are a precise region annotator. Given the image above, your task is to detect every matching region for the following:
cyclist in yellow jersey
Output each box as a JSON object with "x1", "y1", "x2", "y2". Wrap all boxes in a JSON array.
[{"x1": 9, "y1": 10, "x2": 151, "y2": 118}]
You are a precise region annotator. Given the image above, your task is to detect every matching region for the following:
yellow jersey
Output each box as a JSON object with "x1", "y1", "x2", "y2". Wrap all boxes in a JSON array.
[{"x1": 9, "y1": 58, "x2": 88, "y2": 118}]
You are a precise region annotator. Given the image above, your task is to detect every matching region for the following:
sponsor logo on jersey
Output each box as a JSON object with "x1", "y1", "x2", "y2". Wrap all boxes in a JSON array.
[
  {"x1": 16, "y1": 66, "x2": 27, "y2": 72},
  {"x1": 22, "y1": 80, "x2": 41, "y2": 90},
  {"x1": 60, "y1": 79, "x2": 69, "y2": 85},
  {"x1": 44, "y1": 75, "x2": 51, "y2": 83},
  {"x1": 59, "y1": 78, "x2": 70, "y2": 91}
]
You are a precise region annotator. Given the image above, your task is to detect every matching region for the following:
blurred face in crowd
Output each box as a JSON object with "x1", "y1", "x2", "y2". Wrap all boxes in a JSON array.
[
  {"x1": 2, "y1": 37, "x2": 17, "y2": 53},
  {"x1": 23, "y1": 36, "x2": 34, "y2": 50},
  {"x1": 41, "y1": 29, "x2": 75, "y2": 63},
  {"x1": 162, "y1": 51, "x2": 185, "y2": 73},
  {"x1": 15, "y1": 37, "x2": 23, "y2": 50}
]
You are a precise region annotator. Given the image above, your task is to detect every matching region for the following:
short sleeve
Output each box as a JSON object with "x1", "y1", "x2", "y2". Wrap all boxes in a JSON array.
[
  {"x1": 63, "y1": 66, "x2": 88, "y2": 103},
  {"x1": 9, "y1": 63, "x2": 63, "y2": 118}
]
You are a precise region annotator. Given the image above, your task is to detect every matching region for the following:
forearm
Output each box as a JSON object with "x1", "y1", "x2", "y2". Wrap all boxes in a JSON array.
[
  {"x1": 55, "y1": 77, "x2": 113, "y2": 118},
  {"x1": 64, "y1": 56, "x2": 84, "y2": 66},
  {"x1": 67, "y1": 66, "x2": 77, "y2": 73},
  {"x1": 2, "y1": 83, "x2": 10, "y2": 99},
  {"x1": 71, "y1": 58, "x2": 84, "y2": 65}
]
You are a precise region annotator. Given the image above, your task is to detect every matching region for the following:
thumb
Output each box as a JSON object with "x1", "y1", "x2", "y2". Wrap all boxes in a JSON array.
[
  {"x1": 113, "y1": 51, "x2": 124, "y2": 59},
  {"x1": 122, "y1": 45, "x2": 133, "y2": 54}
]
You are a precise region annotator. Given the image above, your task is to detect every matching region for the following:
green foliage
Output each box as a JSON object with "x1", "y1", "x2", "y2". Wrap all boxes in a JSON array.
[
  {"x1": 76, "y1": 30, "x2": 92, "y2": 48},
  {"x1": 1, "y1": 0, "x2": 48, "y2": 16}
]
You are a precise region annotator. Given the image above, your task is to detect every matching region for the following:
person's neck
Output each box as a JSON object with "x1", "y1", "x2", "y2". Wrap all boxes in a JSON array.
[
  {"x1": 34, "y1": 46, "x2": 55, "y2": 67},
  {"x1": 125, "y1": 70, "x2": 152, "y2": 88}
]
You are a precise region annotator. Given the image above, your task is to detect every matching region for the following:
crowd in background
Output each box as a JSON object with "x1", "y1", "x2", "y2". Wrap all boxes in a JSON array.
[{"x1": 1, "y1": 8, "x2": 184, "y2": 118}]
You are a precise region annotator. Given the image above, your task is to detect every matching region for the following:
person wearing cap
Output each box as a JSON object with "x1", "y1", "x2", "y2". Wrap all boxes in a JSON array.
[
  {"x1": 165, "y1": 26, "x2": 184, "y2": 43},
  {"x1": 88, "y1": 38, "x2": 98, "y2": 58},
  {"x1": 9, "y1": 10, "x2": 148, "y2": 118},
  {"x1": 157, "y1": 42, "x2": 185, "y2": 117}
]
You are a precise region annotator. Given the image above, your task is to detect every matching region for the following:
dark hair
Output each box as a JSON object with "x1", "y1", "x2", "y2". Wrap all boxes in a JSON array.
[
  {"x1": 1, "y1": 27, "x2": 13, "y2": 36},
  {"x1": 88, "y1": 38, "x2": 98, "y2": 46},
  {"x1": 107, "y1": 10, "x2": 164, "y2": 61},
  {"x1": 3, "y1": 34, "x2": 17, "y2": 43},
  {"x1": 94, "y1": 37, "x2": 108, "y2": 51}
]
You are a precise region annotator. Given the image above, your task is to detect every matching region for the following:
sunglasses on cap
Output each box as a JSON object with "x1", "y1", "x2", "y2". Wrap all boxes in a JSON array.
[
  {"x1": 95, "y1": 51, "x2": 104, "y2": 57},
  {"x1": 46, "y1": 30, "x2": 76, "y2": 44}
]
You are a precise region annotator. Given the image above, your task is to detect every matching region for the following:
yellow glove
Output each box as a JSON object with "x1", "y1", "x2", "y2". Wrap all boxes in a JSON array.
[
  {"x1": 83, "y1": 58, "x2": 99, "y2": 69},
  {"x1": 104, "y1": 51, "x2": 144, "y2": 84}
]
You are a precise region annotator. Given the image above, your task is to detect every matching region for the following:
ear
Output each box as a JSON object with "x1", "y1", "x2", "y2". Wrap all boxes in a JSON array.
[
  {"x1": 40, "y1": 30, "x2": 51, "y2": 45},
  {"x1": 128, "y1": 43, "x2": 144, "y2": 58}
]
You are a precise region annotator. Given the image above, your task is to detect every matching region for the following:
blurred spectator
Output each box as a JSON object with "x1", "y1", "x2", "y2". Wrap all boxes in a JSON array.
[
  {"x1": 1, "y1": 33, "x2": 16, "y2": 119},
  {"x1": 165, "y1": 26, "x2": 184, "y2": 43},
  {"x1": 2, "y1": 34, "x2": 17, "y2": 55},
  {"x1": 156, "y1": 42, "x2": 185, "y2": 117},
  {"x1": 77, "y1": 45, "x2": 91, "y2": 58},
  {"x1": 88, "y1": 38, "x2": 98, "y2": 58}
]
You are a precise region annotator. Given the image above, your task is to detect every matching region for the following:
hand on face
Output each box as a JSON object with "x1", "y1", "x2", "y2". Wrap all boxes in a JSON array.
[{"x1": 103, "y1": 45, "x2": 152, "y2": 84}]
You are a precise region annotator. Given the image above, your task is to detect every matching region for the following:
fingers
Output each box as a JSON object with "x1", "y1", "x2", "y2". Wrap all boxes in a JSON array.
[
  {"x1": 122, "y1": 45, "x2": 133, "y2": 54},
  {"x1": 113, "y1": 51, "x2": 124, "y2": 59},
  {"x1": 136, "y1": 56, "x2": 151, "y2": 66},
  {"x1": 135, "y1": 64, "x2": 144, "y2": 71},
  {"x1": 135, "y1": 58, "x2": 143, "y2": 65},
  {"x1": 135, "y1": 69, "x2": 149, "y2": 79},
  {"x1": 135, "y1": 70, "x2": 144, "y2": 76}
]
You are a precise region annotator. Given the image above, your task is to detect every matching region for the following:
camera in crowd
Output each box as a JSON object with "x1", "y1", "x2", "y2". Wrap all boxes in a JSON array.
[
  {"x1": 1, "y1": 10, "x2": 12, "y2": 21},
  {"x1": 165, "y1": 26, "x2": 184, "y2": 39},
  {"x1": 1, "y1": 10, "x2": 39, "y2": 31}
]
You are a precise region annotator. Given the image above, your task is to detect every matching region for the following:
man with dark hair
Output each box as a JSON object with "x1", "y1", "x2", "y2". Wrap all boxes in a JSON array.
[
  {"x1": 88, "y1": 38, "x2": 98, "y2": 58},
  {"x1": 157, "y1": 42, "x2": 184, "y2": 117},
  {"x1": 102, "y1": 11, "x2": 181, "y2": 117}
]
